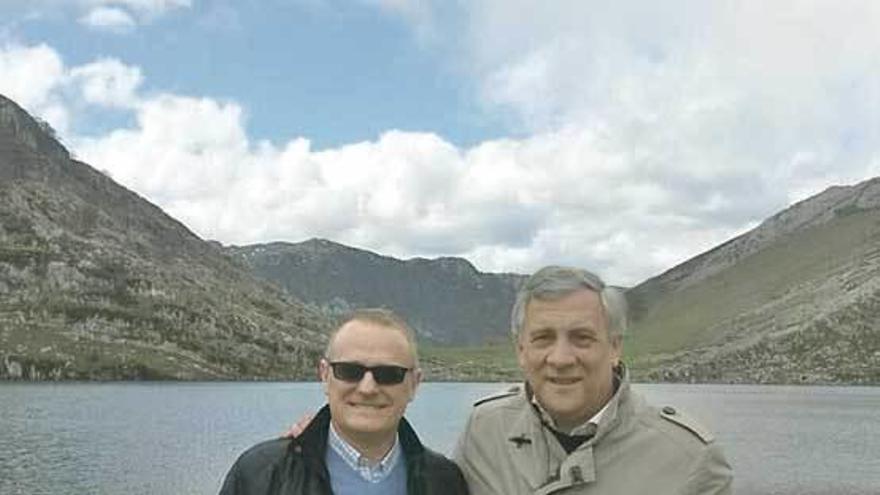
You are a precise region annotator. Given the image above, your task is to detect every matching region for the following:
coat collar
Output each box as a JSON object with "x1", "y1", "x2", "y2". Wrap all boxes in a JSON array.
[
  {"x1": 507, "y1": 365, "x2": 631, "y2": 492},
  {"x1": 592, "y1": 364, "x2": 630, "y2": 443},
  {"x1": 296, "y1": 404, "x2": 427, "y2": 463}
]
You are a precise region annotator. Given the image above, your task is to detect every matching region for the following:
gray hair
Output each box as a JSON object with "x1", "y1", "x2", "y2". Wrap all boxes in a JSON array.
[
  {"x1": 325, "y1": 308, "x2": 419, "y2": 367},
  {"x1": 511, "y1": 265, "x2": 628, "y2": 340}
]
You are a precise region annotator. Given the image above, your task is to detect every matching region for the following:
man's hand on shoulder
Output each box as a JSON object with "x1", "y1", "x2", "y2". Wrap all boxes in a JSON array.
[{"x1": 281, "y1": 412, "x2": 314, "y2": 439}]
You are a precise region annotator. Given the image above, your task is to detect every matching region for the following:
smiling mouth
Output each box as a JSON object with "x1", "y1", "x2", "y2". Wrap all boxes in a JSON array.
[
  {"x1": 547, "y1": 377, "x2": 581, "y2": 385},
  {"x1": 349, "y1": 403, "x2": 388, "y2": 409}
]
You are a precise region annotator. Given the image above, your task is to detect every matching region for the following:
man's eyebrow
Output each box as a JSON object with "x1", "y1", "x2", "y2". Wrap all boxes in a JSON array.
[
  {"x1": 527, "y1": 326, "x2": 555, "y2": 334},
  {"x1": 569, "y1": 325, "x2": 599, "y2": 334}
]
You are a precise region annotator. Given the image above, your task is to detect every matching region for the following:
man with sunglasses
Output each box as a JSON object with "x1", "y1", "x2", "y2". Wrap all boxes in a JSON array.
[{"x1": 219, "y1": 308, "x2": 469, "y2": 495}]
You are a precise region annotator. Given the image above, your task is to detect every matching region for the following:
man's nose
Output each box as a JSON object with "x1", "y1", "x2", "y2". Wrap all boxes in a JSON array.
[
  {"x1": 546, "y1": 340, "x2": 577, "y2": 366},
  {"x1": 356, "y1": 370, "x2": 379, "y2": 393}
]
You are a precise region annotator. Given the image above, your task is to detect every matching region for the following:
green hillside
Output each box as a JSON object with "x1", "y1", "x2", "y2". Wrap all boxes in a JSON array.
[
  {"x1": 631, "y1": 207, "x2": 879, "y2": 354},
  {"x1": 421, "y1": 342, "x2": 520, "y2": 381},
  {"x1": 627, "y1": 201, "x2": 880, "y2": 383}
]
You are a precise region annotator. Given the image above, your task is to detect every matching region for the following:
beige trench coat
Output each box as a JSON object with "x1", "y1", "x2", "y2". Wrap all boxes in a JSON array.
[{"x1": 454, "y1": 374, "x2": 733, "y2": 495}]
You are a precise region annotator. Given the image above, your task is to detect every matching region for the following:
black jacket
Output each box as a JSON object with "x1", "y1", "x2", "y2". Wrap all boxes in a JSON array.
[{"x1": 219, "y1": 405, "x2": 469, "y2": 495}]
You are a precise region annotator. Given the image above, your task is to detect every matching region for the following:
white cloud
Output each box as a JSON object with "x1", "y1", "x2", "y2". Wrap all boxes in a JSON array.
[
  {"x1": 77, "y1": 0, "x2": 191, "y2": 32},
  {"x1": 0, "y1": 43, "x2": 69, "y2": 132},
  {"x1": 350, "y1": 0, "x2": 880, "y2": 280},
  {"x1": 83, "y1": 0, "x2": 191, "y2": 17},
  {"x1": 457, "y1": 1, "x2": 880, "y2": 189},
  {"x1": 74, "y1": 107, "x2": 751, "y2": 285},
  {"x1": 6, "y1": 0, "x2": 880, "y2": 285},
  {"x1": 0, "y1": 44, "x2": 148, "y2": 132},
  {"x1": 69, "y1": 58, "x2": 143, "y2": 107},
  {"x1": 78, "y1": 7, "x2": 136, "y2": 33},
  {"x1": 75, "y1": 94, "x2": 248, "y2": 201}
]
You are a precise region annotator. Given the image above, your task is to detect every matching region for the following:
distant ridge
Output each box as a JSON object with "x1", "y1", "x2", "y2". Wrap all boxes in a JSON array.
[
  {"x1": 227, "y1": 239, "x2": 525, "y2": 345},
  {"x1": 0, "y1": 93, "x2": 332, "y2": 380},
  {"x1": 628, "y1": 177, "x2": 880, "y2": 384},
  {"x1": 227, "y1": 179, "x2": 880, "y2": 383}
]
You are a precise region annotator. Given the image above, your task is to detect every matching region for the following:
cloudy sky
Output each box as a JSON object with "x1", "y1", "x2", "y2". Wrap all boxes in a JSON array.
[{"x1": 1, "y1": 1, "x2": 878, "y2": 285}]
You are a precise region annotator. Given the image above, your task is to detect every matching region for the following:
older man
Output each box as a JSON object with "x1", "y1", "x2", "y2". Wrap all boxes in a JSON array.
[
  {"x1": 220, "y1": 308, "x2": 468, "y2": 495},
  {"x1": 454, "y1": 265, "x2": 733, "y2": 494}
]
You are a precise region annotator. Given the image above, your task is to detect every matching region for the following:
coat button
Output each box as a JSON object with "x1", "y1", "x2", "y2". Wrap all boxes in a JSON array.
[
  {"x1": 662, "y1": 406, "x2": 676, "y2": 415},
  {"x1": 570, "y1": 466, "x2": 584, "y2": 483}
]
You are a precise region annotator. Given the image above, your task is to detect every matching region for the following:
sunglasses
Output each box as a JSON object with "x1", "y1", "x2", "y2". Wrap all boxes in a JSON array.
[{"x1": 327, "y1": 361, "x2": 412, "y2": 385}]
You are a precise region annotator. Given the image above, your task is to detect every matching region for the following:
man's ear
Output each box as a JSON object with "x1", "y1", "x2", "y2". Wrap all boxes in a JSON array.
[
  {"x1": 515, "y1": 335, "x2": 527, "y2": 369},
  {"x1": 408, "y1": 368, "x2": 423, "y2": 402},
  {"x1": 318, "y1": 359, "x2": 330, "y2": 394},
  {"x1": 610, "y1": 335, "x2": 623, "y2": 367}
]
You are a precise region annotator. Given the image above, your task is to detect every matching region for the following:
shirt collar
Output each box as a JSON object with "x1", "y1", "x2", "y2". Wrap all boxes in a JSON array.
[
  {"x1": 528, "y1": 369, "x2": 621, "y2": 436},
  {"x1": 327, "y1": 421, "x2": 403, "y2": 483},
  {"x1": 530, "y1": 394, "x2": 609, "y2": 436}
]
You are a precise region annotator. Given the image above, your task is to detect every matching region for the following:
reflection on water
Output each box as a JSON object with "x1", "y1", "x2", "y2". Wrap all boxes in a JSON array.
[{"x1": 1, "y1": 382, "x2": 878, "y2": 494}]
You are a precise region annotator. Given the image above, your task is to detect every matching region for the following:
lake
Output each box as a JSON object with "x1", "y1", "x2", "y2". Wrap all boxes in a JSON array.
[{"x1": 1, "y1": 382, "x2": 878, "y2": 494}]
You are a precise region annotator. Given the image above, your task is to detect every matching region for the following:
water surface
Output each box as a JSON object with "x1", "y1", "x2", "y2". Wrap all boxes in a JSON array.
[{"x1": 1, "y1": 382, "x2": 877, "y2": 494}]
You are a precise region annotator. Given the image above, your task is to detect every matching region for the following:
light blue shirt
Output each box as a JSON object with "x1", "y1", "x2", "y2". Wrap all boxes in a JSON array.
[{"x1": 327, "y1": 422, "x2": 403, "y2": 483}]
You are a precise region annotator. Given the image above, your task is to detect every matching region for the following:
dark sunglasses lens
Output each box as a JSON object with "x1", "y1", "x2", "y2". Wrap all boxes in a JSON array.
[
  {"x1": 330, "y1": 362, "x2": 408, "y2": 384},
  {"x1": 332, "y1": 362, "x2": 366, "y2": 382},
  {"x1": 371, "y1": 366, "x2": 408, "y2": 385}
]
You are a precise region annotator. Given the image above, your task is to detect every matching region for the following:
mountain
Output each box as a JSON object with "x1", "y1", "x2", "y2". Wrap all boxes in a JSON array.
[
  {"x1": 627, "y1": 178, "x2": 880, "y2": 384},
  {"x1": 5, "y1": 91, "x2": 876, "y2": 384},
  {"x1": 0, "y1": 94, "x2": 332, "y2": 380},
  {"x1": 226, "y1": 240, "x2": 525, "y2": 345}
]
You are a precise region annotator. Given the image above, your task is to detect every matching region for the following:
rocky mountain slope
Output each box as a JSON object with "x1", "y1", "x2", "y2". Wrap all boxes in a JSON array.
[
  {"x1": 0, "y1": 94, "x2": 332, "y2": 380},
  {"x1": 4, "y1": 90, "x2": 876, "y2": 384},
  {"x1": 226, "y1": 240, "x2": 525, "y2": 345},
  {"x1": 627, "y1": 178, "x2": 880, "y2": 384}
]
